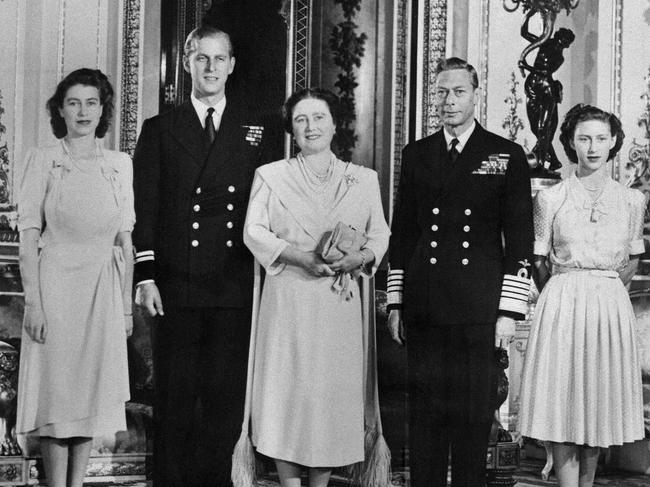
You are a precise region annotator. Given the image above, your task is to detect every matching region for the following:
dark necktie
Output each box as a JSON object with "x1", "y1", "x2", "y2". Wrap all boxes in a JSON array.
[
  {"x1": 449, "y1": 138, "x2": 459, "y2": 164},
  {"x1": 205, "y1": 107, "x2": 216, "y2": 145}
]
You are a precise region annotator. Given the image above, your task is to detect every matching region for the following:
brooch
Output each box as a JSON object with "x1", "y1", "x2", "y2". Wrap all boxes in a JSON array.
[
  {"x1": 472, "y1": 154, "x2": 509, "y2": 175},
  {"x1": 344, "y1": 173, "x2": 359, "y2": 186}
]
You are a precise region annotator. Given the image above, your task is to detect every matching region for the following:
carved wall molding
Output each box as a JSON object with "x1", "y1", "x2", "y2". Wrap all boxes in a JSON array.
[
  {"x1": 285, "y1": 0, "x2": 312, "y2": 157},
  {"x1": 421, "y1": 0, "x2": 447, "y2": 137},
  {"x1": 478, "y1": 0, "x2": 490, "y2": 126},
  {"x1": 611, "y1": 0, "x2": 623, "y2": 179},
  {"x1": 389, "y1": 0, "x2": 410, "y2": 214},
  {"x1": 118, "y1": 0, "x2": 142, "y2": 156}
]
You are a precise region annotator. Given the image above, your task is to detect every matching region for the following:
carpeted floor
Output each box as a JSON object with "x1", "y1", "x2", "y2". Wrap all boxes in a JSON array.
[
  {"x1": 81, "y1": 460, "x2": 650, "y2": 487},
  {"x1": 56, "y1": 459, "x2": 650, "y2": 486}
]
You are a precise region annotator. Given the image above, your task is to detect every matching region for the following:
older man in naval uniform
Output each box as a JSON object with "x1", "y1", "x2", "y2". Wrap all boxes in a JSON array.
[
  {"x1": 132, "y1": 25, "x2": 266, "y2": 487},
  {"x1": 387, "y1": 57, "x2": 534, "y2": 487}
]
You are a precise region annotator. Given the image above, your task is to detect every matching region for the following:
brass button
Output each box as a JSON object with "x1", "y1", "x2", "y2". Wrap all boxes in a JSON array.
[
  {"x1": 195, "y1": 187, "x2": 202, "y2": 195},
  {"x1": 228, "y1": 185, "x2": 235, "y2": 193},
  {"x1": 226, "y1": 203, "x2": 234, "y2": 211},
  {"x1": 463, "y1": 225, "x2": 470, "y2": 232},
  {"x1": 430, "y1": 257, "x2": 437, "y2": 264},
  {"x1": 192, "y1": 222, "x2": 199, "y2": 230},
  {"x1": 430, "y1": 241, "x2": 438, "y2": 248},
  {"x1": 227, "y1": 221, "x2": 234, "y2": 229},
  {"x1": 464, "y1": 208, "x2": 471, "y2": 216},
  {"x1": 461, "y1": 258, "x2": 469, "y2": 265},
  {"x1": 191, "y1": 240, "x2": 199, "y2": 247},
  {"x1": 432, "y1": 208, "x2": 440, "y2": 215},
  {"x1": 193, "y1": 204, "x2": 200, "y2": 212},
  {"x1": 431, "y1": 224, "x2": 439, "y2": 231},
  {"x1": 462, "y1": 241, "x2": 469, "y2": 248},
  {"x1": 226, "y1": 240, "x2": 233, "y2": 247}
]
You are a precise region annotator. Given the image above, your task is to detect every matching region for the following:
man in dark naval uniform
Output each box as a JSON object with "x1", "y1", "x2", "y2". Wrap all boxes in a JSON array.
[
  {"x1": 132, "y1": 25, "x2": 266, "y2": 487},
  {"x1": 387, "y1": 57, "x2": 534, "y2": 486}
]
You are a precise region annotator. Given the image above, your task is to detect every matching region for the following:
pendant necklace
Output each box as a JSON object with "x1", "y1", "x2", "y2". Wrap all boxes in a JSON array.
[{"x1": 579, "y1": 177, "x2": 606, "y2": 223}]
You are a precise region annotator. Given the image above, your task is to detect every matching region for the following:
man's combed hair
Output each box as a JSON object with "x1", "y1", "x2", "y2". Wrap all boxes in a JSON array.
[
  {"x1": 434, "y1": 57, "x2": 479, "y2": 89},
  {"x1": 46, "y1": 68, "x2": 114, "y2": 139},
  {"x1": 559, "y1": 104, "x2": 625, "y2": 164},
  {"x1": 184, "y1": 25, "x2": 234, "y2": 58}
]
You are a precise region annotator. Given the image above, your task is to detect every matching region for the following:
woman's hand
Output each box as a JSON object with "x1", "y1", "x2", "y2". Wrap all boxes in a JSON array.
[
  {"x1": 299, "y1": 251, "x2": 335, "y2": 278},
  {"x1": 124, "y1": 315, "x2": 133, "y2": 338},
  {"x1": 24, "y1": 304, "x2": 47, "y2": 343},
  {"x1": 329, "y1": 248, "x2": 365, "y2": 274}
]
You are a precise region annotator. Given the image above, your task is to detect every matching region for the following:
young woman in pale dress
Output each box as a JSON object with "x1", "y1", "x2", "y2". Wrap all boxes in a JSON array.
[
  {"x1": 241, "y1": 88, "x2": 390, "y2": 487},
  {"x1": 17, "y1": 69, "x2": 133, "y2": 487},
  {"x1": 519, "y1": 104, "x2": 646, "y2": 487}
]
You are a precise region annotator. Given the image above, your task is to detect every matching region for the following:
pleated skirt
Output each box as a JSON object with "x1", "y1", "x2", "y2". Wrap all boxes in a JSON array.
[{"x1": 519, "y1": 270, "x2": 645, "y2": 447}]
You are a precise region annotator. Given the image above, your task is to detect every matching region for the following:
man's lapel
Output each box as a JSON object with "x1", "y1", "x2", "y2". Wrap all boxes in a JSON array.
[
  {"x1": 207, "y1": 102, "x2": 241, "y2": 168},
  {"x1": 437, "y1": 123, "x2": 486, "y2": 202},
  {"x1": 170, "y1": 102, "x2": 210, "y2": 168}
]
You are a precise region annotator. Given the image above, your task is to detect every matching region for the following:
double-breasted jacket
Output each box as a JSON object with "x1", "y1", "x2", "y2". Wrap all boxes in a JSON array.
[
  {"x1": 132, "y1": 100, "x2": 266, "y2": 308},
  {"x1": 388, "y1": 122, "x2": 534, "y2": 326}
]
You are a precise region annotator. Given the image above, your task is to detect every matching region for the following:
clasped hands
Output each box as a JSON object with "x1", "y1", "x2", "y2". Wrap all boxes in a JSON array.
[
  {"x1": 387, "y1": 311, "x2": 516, "y2": 348},
  {"x1": 300, "y1": 247, "x2": 365, "y2": 278}
]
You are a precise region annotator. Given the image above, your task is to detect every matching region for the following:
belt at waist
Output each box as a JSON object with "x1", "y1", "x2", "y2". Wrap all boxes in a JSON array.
[{"x1": 552, "y1": 265, "x2": 619, "y2": 279}]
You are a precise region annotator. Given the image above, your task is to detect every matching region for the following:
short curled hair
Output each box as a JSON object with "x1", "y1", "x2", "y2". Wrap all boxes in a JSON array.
[
  {"x1": 559, "y1": 104, "x2": 625, "y2": 164},
  {"x1": 282, "y1": 88, "x2": 340, "y2": 135},
  {"x1": 46, "y1": 68, "x2": 114, "y2": 139},
  {"x1": 435, "y1": 57, "x2": 479, "y2": 90}
]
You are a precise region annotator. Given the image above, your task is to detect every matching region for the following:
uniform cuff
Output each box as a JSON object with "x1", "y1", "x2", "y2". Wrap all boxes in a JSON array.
[
  {"x1": 498, "y1": 274, "x2": 530, "y2": 315},
  {"x1": 387, "y1": 268, "x2": 404, "y2": 305},
  {"x1": 134, "y1": 250, "x2": 155, "y2": 283}
]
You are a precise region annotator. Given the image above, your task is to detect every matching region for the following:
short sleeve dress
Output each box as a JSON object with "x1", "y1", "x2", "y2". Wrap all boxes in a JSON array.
[
  {"x1": 243, "y1": 157, "x2": 390, "y2": 467},
  {"x1": 16, "y1": 141, "x2": 133, "y2": 438},
  {"x1": 519, "y1": 172, "x2": 646, "y2": 447}
]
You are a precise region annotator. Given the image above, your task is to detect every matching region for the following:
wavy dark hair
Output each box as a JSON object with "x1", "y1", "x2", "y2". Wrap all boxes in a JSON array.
[
  {"x1": 559, "y1": 104, "x2": 625, "y2": 164},
  {"x1": 435, "y1": 57, "x2": 479, "y2": 89},
  {"x1": 46, "y1": 68, "x2": 114, "y2": 139},
  {"x1": 282, "y1": 87, "x2": 341, "y2": 135}
]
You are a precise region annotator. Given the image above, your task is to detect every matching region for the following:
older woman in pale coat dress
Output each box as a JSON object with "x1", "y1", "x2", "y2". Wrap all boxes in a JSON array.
[{"x1": 240, "y1": 88, "x2": 390, "y2": 487}]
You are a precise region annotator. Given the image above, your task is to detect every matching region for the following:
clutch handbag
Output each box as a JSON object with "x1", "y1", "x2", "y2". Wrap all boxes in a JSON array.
[{"x1": 318, "y1": 221, "x2": 368, "y2": 264}]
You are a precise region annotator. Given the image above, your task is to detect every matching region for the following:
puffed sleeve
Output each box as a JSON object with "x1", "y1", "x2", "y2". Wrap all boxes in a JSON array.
[
  {"x1": 628, "y1": 189, "x2": 646, "y2": 256},
  {"x1": 533, "y1": 188, "x2": 554, "y2": 257},
  {"x1": 119, "y1": 153, "x2": 135, "y2": 233},
  {"x1": 243, "y1": 170, "x2": 290, "y2": 275},
  {"x1": 17, "y1": 148, "x2": 46, "y2": 232},
  {"x1": 362, "y1": 170, "x2": 390, "y2": 277}
]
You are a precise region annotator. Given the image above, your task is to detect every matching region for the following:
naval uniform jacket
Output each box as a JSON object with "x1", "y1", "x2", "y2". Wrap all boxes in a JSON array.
[
  {"x1": 388, "y1": 122, "x2": 534, "y2": 326},
  {"x1": 132, "y1": 100, "x2": 265, "y2": 308}
]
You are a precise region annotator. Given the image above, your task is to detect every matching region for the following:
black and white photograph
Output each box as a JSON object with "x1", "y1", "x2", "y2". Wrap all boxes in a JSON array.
[{"x1": 0, "y1": 1, "x2": 649, "y2": 486}]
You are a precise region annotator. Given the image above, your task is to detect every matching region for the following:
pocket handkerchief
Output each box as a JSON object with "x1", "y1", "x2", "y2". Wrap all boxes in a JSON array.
[{"x1": 472, "y1": 153, "x2": 510, "y2": 175}]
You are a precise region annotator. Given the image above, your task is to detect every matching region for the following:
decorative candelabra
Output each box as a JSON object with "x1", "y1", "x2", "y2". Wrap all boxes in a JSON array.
[
  {"x1": 502, "y1": 0, "x2": 580, "y2": 14},
  {"x1": 626, "y1": 67, "x2": 650, "y2": 192},
  {"x1": 504, "y1": 0, "x2": 581, "y2": 177}
]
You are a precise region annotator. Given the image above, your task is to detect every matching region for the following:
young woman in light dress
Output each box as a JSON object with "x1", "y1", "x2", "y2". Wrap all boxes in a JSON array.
[
  {"x1": 17, "y1": 69, "x2": 133, "y2": 487},
  {"x1": 519, "y1": 104, "x2": 646, "y2": 487}
]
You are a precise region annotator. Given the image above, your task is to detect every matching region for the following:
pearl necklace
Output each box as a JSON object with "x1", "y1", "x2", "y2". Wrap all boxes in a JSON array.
[
  {"x1": 297, "y1": 153, "x2": 335, "y2": 193},
  {"x1": 61, "y1": 139, "x2": 99, "y2": 173}
]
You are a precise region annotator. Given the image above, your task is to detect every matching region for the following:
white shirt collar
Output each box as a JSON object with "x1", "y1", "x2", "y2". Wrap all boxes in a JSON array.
[
  {"x1": 443, "y1": 120, "x2": 476, "y2": 153},
  {"x1": 190, "y1": 93, "x2": 227, "y2": 128}
]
